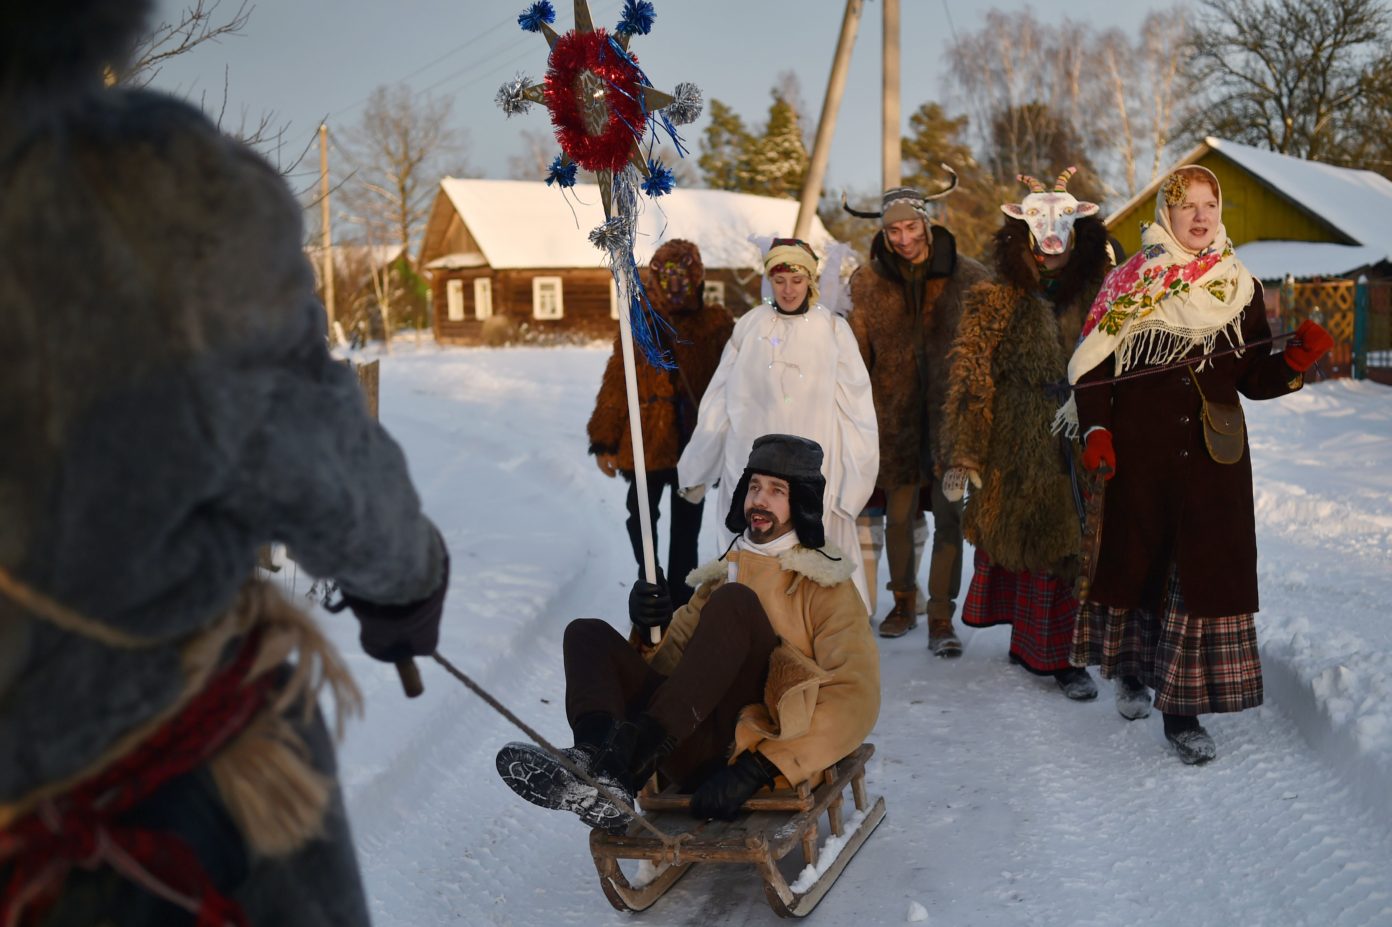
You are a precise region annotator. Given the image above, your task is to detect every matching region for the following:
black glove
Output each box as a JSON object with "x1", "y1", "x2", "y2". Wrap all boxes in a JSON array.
[
  {"x1": 689, "y1": 751, "x2": 778, "y2": 821},
  {"x1": 329, "y1": 545, "x2": 449, "y2": 663},
  {"x1": 628, "y1": 571, "x2": 673, "y2": 632}
]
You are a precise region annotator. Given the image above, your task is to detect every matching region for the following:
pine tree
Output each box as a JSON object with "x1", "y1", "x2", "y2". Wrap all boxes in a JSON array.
[
  {"x1": 900, "y1": 101, "x2": 1005, "y2": 261},
  {"x1": 738, "y1": 91, "x2": 808, "y2": 199},
  {"x1": 698, "y1": 99, "x2": 751, "y2": 191}
]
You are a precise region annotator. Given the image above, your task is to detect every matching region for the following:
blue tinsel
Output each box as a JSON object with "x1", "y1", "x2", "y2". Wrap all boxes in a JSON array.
[
  {"x1": 641, "y1": 160, "x2": 675, "y2": 197},
  {"x1": 544, "y1": 155, "x2": 577, "y2": 188},
  {"x1": 615, "y1": 0, "x2": 656, "y2": 36},
  {"x1": 517, "y1": 0, "x2": 555, "y2": 32},
  {"x1": 592, "y1": 166, "x2": 675, "y2": 369}
]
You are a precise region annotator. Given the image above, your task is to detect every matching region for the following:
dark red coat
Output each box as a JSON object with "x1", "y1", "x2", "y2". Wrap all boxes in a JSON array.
[{"x1": 1075, "y1": 282, "x2": 1303, "y2": 617}]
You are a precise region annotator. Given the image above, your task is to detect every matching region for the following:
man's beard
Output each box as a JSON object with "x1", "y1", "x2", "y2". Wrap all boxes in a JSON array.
[{"x1": 746, "y1": 507, "x2": 790, "y2": 543}]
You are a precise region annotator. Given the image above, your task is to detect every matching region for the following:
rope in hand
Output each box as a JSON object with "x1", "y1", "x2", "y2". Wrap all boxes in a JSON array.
[
  {"x1": 1065, "y1": 331, "x2": 1326, "y2": 392},
  {"x1": 430, "y1": 651, "x2": 690, "y2": 860}
]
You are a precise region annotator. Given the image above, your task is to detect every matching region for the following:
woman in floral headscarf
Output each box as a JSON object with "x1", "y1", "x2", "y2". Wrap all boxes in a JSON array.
[{"x1": 1062, "y1": 165, "x2": 1332, "y2": 764}]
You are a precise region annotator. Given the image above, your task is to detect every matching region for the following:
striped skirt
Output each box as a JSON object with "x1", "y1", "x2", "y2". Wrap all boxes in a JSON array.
[
  {"x1": 963, "y1": 548, "x2": 1078, "y2": 674},
  {"x1": 1071, "y1": 564, "x2": 1263, "y2": 715}
]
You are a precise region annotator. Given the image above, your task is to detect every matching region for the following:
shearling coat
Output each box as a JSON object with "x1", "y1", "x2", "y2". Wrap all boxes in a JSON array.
[
  {"x1": 587, "y1": 242, "x2": 734, "y2": 472},
  {"x1": 646, "y1": 544, "x2": 880, "y2": 786},
  {"x1": 943, "y1": 217, "x2": 1113, "y2": 574},
  {"x1": 1075, "y1": 282, "x2": 1302, "y2": 616},
  {"x1": 848, "y1": 227, "x2": 989, "y2": 485}
]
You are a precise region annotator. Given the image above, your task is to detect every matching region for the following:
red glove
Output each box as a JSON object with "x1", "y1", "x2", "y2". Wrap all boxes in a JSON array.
[
  {"x1": 1081, "y1": 429, "x2": 1116, "y2": 480},
  {"x1": 1284, "y1": 319, "x2": 1333, "y2": 373}
]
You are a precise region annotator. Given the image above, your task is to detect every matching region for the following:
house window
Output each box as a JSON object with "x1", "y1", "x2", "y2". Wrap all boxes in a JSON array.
[
  {"x1": 473, "y1": 277, "x2": 493, "y2": 320},
  {"x1": 532, "y1": 276, "x2": 564, "y2": 320},
  {"x1": 446, "y1": 279, "x2": 464, "y2": 321},
  {"x1": 703, "y1": 280, "x2": 726, "y2": 306},
  {"x1": 609, "y1": 277, "x2": 622, "y2": 320}
]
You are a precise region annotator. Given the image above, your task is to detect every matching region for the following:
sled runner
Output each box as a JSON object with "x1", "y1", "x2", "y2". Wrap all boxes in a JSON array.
[{"x1": 588, "y1": 743, "x2": 885, "y2": 917}]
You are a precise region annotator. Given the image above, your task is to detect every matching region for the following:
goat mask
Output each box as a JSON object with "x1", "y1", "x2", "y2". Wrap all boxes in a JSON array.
[{"x1": 1001, "y1": 166, "x2": 1098, "y2": 256}]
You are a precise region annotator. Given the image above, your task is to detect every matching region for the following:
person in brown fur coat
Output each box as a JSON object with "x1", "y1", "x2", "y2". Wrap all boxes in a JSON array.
[
  {"x1": 846, "y1": 181, "x2": 988, "y2": 655},
  {"x1": 941, "y1": 168, "x2": 1114, "y2": 700},
  {"x1": 587, "y1": 239, "x2": 733, "y2": 606}
]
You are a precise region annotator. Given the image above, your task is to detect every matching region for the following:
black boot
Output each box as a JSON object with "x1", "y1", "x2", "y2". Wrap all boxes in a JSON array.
[
  {"x1": 1163, "y1": 712, "x2": 1216, "y2": 765},
  {"x1": 495, "y1": 712, "x2": 635, "y2": 833},
  {"x1": 1115, "y1": 676, "x2": 1152, "y2": 720},
  {"x1": 1053, "y1": 667, "x2": 1098, "y2": 701},
  {"x1": 601, "y1": 713, "x2": 677, "y2": 793}
]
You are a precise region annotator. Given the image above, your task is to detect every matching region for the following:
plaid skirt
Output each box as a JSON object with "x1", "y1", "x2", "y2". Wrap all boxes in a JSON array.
[
  {"x1": 1072, "y1": 564, "x2": 1263, "y2": 715},
  {"x1": 963, "y1": 548, "x2": 1078, "y2": 674}
]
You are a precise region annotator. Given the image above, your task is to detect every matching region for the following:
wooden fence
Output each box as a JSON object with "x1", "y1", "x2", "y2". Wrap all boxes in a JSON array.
[{"x1": 1271, "y1": 278, "x2": 1392, "y2": 384}]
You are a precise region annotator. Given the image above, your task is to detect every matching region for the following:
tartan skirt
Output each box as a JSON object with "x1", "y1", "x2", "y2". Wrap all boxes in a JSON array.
[
  {"x1": 1072, "y1": 564, "x2": 1263, "y2": 715},
  {"x1": 963, "y1": 548, "x2": 1078, "y2": 674}
]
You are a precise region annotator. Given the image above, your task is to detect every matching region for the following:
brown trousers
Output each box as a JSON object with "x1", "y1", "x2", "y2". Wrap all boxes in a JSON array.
[
  {"x1": 883, "y1": 481, "x2": 964, "y2": 620},
  {"x1": 563, "y1": 583, "x2": 776, "y2": 789}
]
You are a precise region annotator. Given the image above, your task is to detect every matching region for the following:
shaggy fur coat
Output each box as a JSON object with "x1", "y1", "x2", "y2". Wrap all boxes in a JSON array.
[
  {"x1": 848, "y1": 228, "x2": 989, "y2": 486},
  {"x1": 651, "y1": 543, "x2": 879, "y2": 786},
  {"x1": 943, "y1": 216, "x2": 1113, "y2": 574},
  {"x1": 586, "y1": 240, "x2": 734, "y2": 472}
]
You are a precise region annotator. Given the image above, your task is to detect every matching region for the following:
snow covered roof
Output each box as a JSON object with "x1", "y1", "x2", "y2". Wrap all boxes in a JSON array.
[
  {"x1": 1235, "y1": 241, "x2": 1387, "y2": 281},
  {"x1": 432, "y1": 177, "x2": 834, "y2": 271},
  {"x1": 1107, "y1": 137, "x2": 1392, "y2": 278}
]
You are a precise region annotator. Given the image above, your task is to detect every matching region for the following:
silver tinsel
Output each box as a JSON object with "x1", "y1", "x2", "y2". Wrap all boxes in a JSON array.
[
  {"x1": 495, "y1": 76, "x2": 535, "y2": 117},
  {"x1": 664, "y1": 82, "x2": 703, "y2": 126},
  {"x1": 588, "y1": 215, "x2": 634, "y2": 253}
]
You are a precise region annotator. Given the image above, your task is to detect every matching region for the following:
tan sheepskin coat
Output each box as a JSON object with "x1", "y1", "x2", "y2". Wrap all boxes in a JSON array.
[
  {"x1": 587, "y1": 242, "x2": 733, "y2": 472},
  {"x1": 646, "y1": 544, "x2": 879, "y2": 785},
  {"x1": 942, "y1": 217, "x2": 1113, "y2": 574},
  {"x1": 848, "y1": 228, "x2": 989, "y2": 485}
]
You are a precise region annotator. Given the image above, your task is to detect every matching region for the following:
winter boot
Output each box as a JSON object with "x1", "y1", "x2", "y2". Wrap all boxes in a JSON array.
[
  {"x1": 1053, "y1": 667, "x2": 1099, "y2": 700},
  {"x1": 1163, "y1": 713, "x2": 1216, "y2": 765},
  {"x1": 1115, "y1": 676, "x2": 1152, "y2": 720},
  {"x1": 879, "y1": 590, "x2": 918, "y2": 638},
  {"x1": 494, "y1": 740, "x2": 634, "y2": 833},
  {"x1": 927, "y1": 612, "x2": 962, "y2": 658}
]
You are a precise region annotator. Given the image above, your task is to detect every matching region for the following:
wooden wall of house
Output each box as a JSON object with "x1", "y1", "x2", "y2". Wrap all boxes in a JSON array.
[
  {"x1": 1107, "y1": 152, "x2": 1351, "y2": 259},
  {"x1": 431, "y1": 267, "x2": 617, "y2": 344}
]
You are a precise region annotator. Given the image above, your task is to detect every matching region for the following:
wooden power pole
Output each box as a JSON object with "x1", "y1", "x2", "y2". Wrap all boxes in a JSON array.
[
  {"x1": 882, "y1": 0, "x2": 901, "y2": 190},
  {"x1": 795, "y1": 0, "x2": 864, "y2": 239},
  {"x1": 319, "y1": 123, "x2": 336, "y2": 343}
]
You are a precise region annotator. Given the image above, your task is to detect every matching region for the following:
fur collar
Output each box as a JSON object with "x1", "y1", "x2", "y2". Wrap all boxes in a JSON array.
[
  {"x1": 685, "y1": 543, "x2": 854, "y2": 590},
  {"x1": 868, "y1": 225, "x2": 958, "y2": 284},
  {"x1": 993, "y1": 216, "x2": 1111, "y2": 311}
]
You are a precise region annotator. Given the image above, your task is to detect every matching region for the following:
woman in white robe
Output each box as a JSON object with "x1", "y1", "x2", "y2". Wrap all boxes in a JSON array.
[{"x1": 678, "y1": 238, "x2": 879, "y2": 610}]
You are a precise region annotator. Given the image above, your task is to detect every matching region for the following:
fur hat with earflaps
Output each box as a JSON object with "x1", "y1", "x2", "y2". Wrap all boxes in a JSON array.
[{"x1": 725, "y1": 434, "x2": 827, "y2": 549}]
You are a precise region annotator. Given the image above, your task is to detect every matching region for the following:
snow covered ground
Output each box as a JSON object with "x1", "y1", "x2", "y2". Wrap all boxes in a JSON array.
[{"x1": 297, "y1": 342, "x2": 1392, "y2": 926}]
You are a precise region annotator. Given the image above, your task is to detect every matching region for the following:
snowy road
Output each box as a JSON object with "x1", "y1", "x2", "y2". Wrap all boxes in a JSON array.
[{"x1": 319, "y1": 345, "x2": 1392, "y2": 927}]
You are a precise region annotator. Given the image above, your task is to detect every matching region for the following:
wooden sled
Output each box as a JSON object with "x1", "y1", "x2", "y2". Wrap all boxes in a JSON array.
[{"x1": 588, "y1": 743, "x2": 886, "y2": 918}]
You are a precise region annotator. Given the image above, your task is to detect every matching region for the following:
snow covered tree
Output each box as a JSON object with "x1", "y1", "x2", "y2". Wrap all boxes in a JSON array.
[
  {"x1": 699, "y1": 99, "x2": 752, "y2": 191},
  {"x1": 737, "y1": 90, "x2": 808, "y2": 200}
]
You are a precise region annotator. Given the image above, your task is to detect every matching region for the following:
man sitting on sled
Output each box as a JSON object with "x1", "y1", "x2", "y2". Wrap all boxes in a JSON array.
[{"x1": 497, "y1": 434, "x2": 880, "y2": 831}]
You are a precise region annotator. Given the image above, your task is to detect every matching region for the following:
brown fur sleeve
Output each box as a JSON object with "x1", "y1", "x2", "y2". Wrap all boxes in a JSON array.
[
  {"x1": 943, "y1": 283, "x2": 1013, "y2": 469},
  {"x1": 846, "y1": 269, "x2": 875, "y2": 372},
  {"x1": 585, "y1": 336, "x2": 627, "y2": 455}
]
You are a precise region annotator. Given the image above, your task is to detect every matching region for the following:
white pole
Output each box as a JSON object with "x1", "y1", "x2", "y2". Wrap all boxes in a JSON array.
[{"x1": 615, "y1": 274, "x2": 663, "y2": 644}]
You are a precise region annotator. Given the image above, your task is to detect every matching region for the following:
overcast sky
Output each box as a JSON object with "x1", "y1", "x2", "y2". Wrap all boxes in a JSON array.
[{"x1": 148, "y1": 0, "x2": 1166, "y2": 196}]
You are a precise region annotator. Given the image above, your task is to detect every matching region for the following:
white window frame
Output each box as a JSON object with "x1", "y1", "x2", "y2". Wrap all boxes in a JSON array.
[
  {"x1": 609, "y1": 277, "x2": 622, "y2": 320},
  {"x1": 703, "y1": 279, "x2": 726, "y2": 306},
  {"x1": 532, "y1": 275, "x2": 564, "y2": 320},
  {"x1": 445, "y1": 278, "x2": 465, "y2": 321},
  {"x1": 473, "y1": 277, "x2": 493, "y2": 320}
]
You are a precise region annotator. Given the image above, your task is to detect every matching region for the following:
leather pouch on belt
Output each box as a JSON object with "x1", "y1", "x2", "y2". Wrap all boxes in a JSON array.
[{"x1": 1199, "y1": 394, "x2": 1245, "y2": 464}]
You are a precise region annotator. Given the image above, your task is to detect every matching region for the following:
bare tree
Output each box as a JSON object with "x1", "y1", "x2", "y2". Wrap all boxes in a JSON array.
[
  {"x1": 1139, "y1": 8, "x2": 1190, "y2": 182},
  {"x1": 508, "y1": 128, "x2": 556, "y2": 181},
  {"x1": 122, "y1": 0, "x2": 252, "y2": 87},
  {"x1": 1183, "y1": 0, "x2": 1392, "y2": 163}
]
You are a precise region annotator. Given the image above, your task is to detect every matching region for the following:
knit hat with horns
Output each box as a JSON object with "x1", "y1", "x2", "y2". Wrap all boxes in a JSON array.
[{"x1": 843, "y1": 163, "x2": 960, "y2": 227}]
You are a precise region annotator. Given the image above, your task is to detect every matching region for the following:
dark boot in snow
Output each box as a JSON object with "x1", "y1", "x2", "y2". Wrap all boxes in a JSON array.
[
  {"x1": 927, "y1": 614, "x2": 962, "y2": 657},
  {"x1": 1115, "y1": 676, "x2": 1152, "y2": 720},
  {"x1": 1163, "y1": 713, "x2": 1216, "y2": 765},
  {"x1": 495, "y1": 741, "x2": 634, "y2": 833},
  {"x1": 1054, "y1": 667, "x2": 1098, "y2": 700},
  {"x1": 879, "y1": 590, "x2": 918, "y2": 638}
]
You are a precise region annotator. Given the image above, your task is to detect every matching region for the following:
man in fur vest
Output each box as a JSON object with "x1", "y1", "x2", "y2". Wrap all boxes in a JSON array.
[
  {"x1": 588, "y1": 239, "x2": 734, "y2": 606},
  {"x1": 0, "y1": 4, "x2": 448, "y2": 924},
  {"x1": 940, "y1": 168, "x2": 1112, "y2": 700},
  {"x1": 846, "y1": 176, "x2": 989, "y2": 655},
  {"x1": 496, "y1": 434, "x2": 879, "y2": 830}
]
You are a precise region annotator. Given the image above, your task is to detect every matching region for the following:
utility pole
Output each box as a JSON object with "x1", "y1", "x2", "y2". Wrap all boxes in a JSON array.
[
  {"x1": 319, "y1": 123, "x2": 336, "y2": 344},
  {"x1": 795, "y1": 0, "x2": 864, "y2": 239},
  {"x1": 882, "y1": 0, "x2": 901, "y2": 190}
]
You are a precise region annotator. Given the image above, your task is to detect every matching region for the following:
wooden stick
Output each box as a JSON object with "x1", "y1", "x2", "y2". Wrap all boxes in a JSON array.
[{"x1": 395, "y1": 658, "x2": 423, "y2": 698}]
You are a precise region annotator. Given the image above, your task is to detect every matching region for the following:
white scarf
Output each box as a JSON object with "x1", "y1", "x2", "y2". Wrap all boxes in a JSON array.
[
  {"x1": 737, "y1": 530, "x2": 801, "y2": 558},
  {"x1": 1054, "y1": 166, "x2": 1255, "y2": 435}
]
